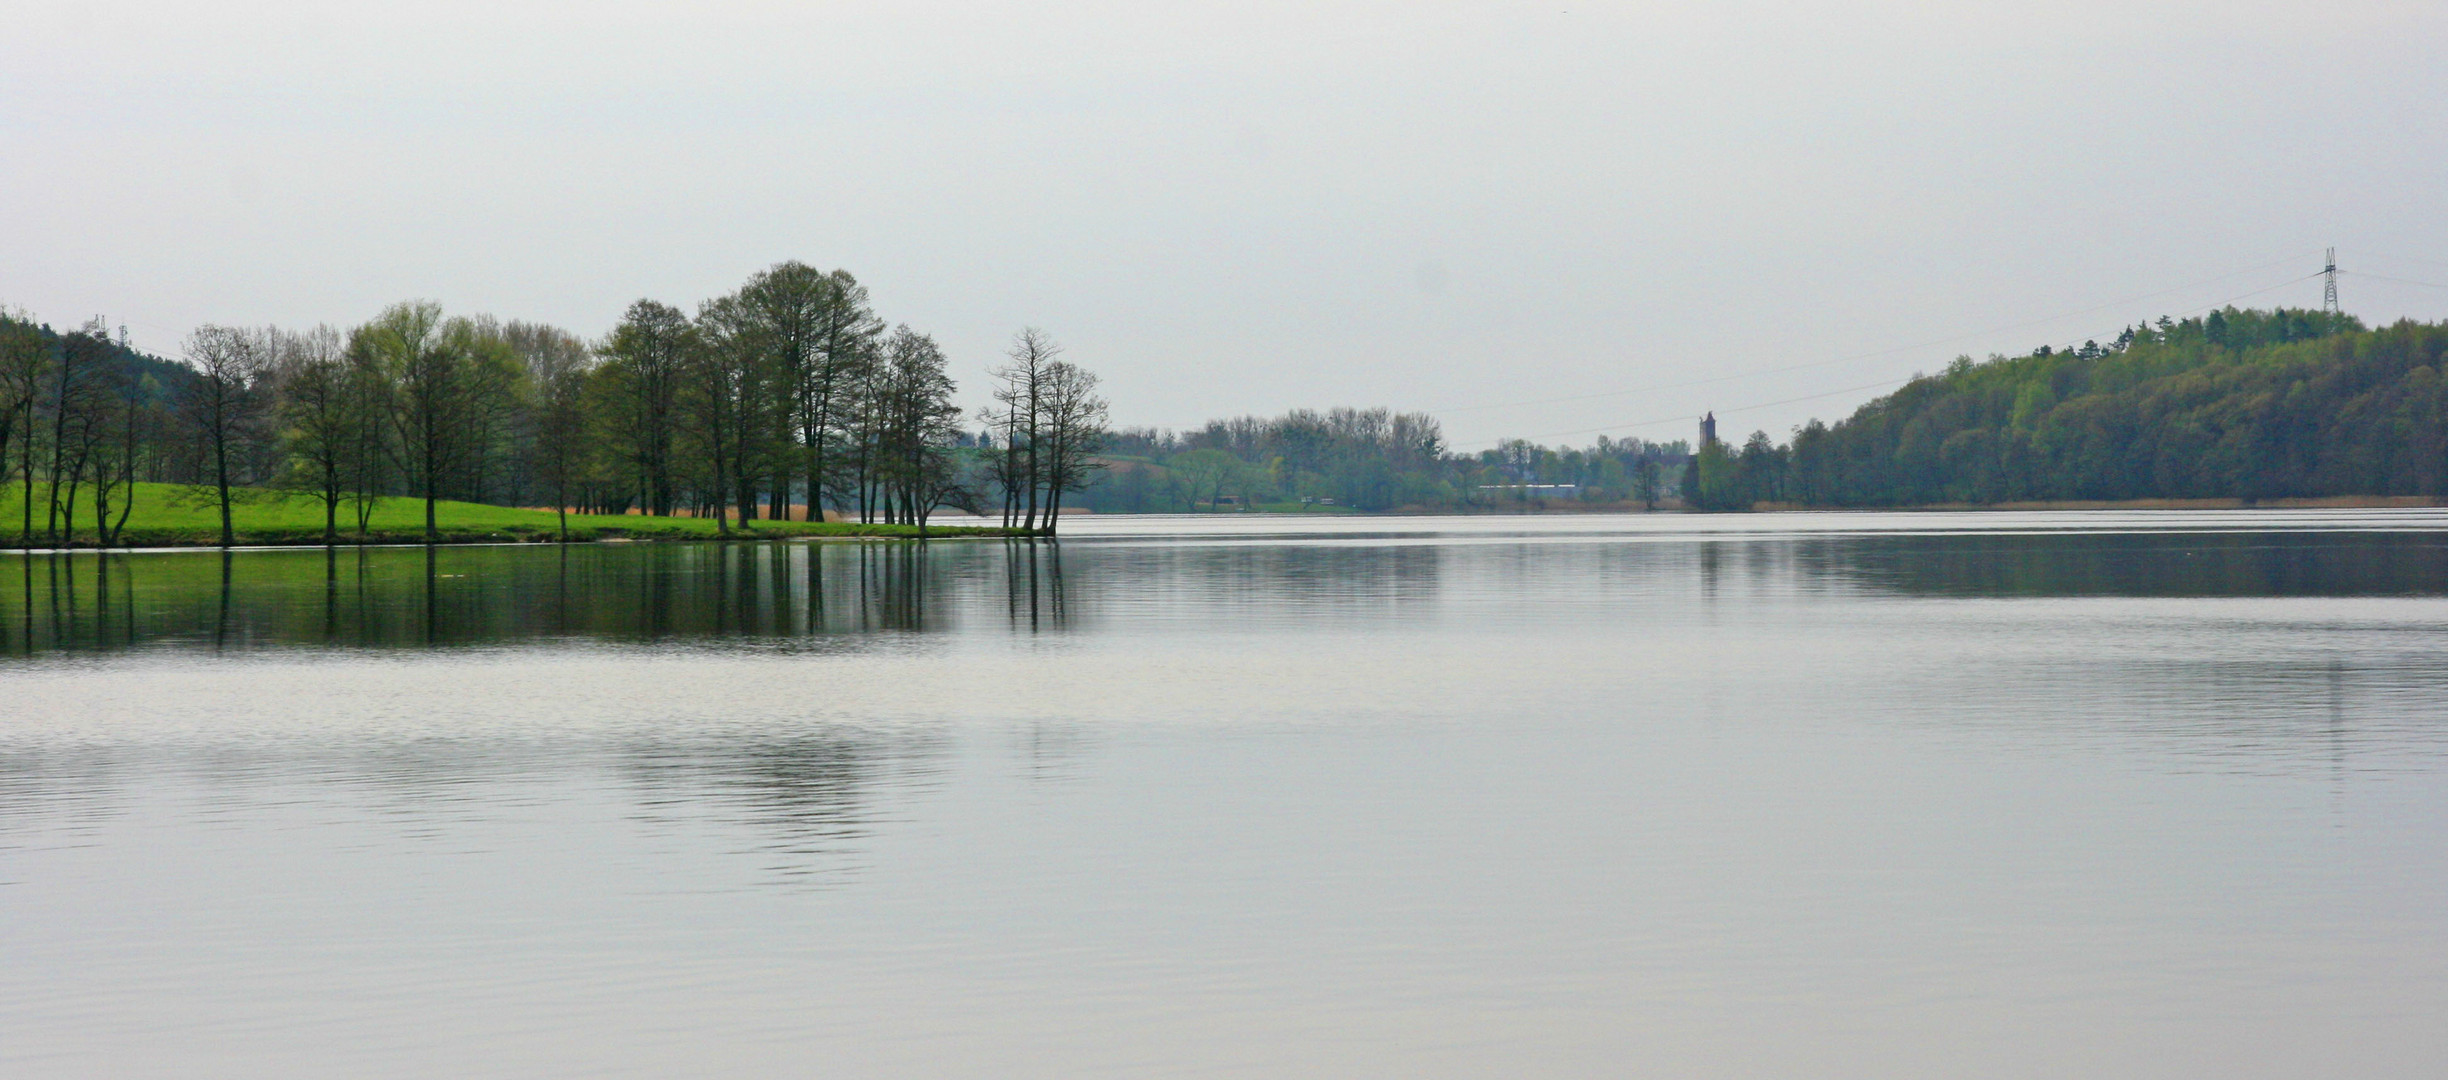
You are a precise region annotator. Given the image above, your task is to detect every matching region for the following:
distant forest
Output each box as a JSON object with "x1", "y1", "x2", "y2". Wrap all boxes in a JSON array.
[
  {"x1": 1074, "y1": 307, "x2": 2448, "y2": 514},
  {"x1": 9, "y1": 294, "x2": 2442, "y2": 540},
  {"x1": 1081, "y1": 414, "x2": 1689, "y2": 513},
  {"x1": 1691, "y1": 308, "x2": 2448, "y2": 509}
]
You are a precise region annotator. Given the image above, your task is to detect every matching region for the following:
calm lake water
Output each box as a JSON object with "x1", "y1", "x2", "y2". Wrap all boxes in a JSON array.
[{"x1": 4, "y1": 511, "x2": 2445, "y2": 1078}]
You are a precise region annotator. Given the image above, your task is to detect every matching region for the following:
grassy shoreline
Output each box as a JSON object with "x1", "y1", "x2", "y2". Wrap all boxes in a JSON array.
[
  {"x1": 1, "y1": 483, "x2": 1024, "y2": 548},
  {"x1": 7, "y1": 483, "x2": 2428, "y2": 548}
]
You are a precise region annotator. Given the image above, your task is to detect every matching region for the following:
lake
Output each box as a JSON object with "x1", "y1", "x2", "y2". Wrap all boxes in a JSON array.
[{"x1": 4, "y1": 511, "x2": 2445, "y2": 1078}]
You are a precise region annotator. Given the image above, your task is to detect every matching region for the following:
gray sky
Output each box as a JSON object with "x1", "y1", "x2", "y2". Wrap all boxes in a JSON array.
[{"x1": 6, "y1": 1, "x2": 2445, "y2": 450}]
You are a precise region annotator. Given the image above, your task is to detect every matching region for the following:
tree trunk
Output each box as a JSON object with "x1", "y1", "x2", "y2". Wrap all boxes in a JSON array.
[
  {"x1": 215, "y1": 426, "x2": 235, "y2": 547},
  {"x1": 1023, "y1": 440, "x2": 1038, "y2": 533},
  {"x1": 19, "y1": 403, "x2": 33, "y2": 547}
]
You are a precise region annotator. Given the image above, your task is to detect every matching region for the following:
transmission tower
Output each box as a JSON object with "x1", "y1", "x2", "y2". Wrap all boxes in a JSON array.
[{"x1": 2323, "y1": 247, "x2": 2340, "y2": 314}]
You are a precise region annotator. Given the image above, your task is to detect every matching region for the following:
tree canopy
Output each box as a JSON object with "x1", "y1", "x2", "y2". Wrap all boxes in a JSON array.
[{"x1": 1692, "y1": 308, "x2": 2447, "y2": 509}]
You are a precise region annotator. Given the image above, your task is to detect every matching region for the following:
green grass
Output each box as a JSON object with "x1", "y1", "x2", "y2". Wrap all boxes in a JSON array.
[{"x1": 0, "y1": 482, "x2": 1017, "y2": 547}]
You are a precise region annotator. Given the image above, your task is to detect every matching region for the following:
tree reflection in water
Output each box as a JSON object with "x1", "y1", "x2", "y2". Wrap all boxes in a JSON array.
[
  {"x1": 1006, "y1": 539, "x2": 1068, "y2": 632},
  {"x1": 6, "y1": 530, "x2": 2446, "y2": 656},
  {"x1": 0, "y1": 540, "x2": 1043, "y2": 652},
  {"x1": 620, "y1": 729, "x2": 949, "y2": 887},
  {"x1": 1794, "y1": 530, "x2": 2448, "y2": 598}
]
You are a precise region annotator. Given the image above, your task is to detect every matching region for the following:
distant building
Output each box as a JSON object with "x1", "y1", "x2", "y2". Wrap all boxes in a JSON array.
[{"x1": 1689, "y1": 411, "x2": 1718, "y2": 472}]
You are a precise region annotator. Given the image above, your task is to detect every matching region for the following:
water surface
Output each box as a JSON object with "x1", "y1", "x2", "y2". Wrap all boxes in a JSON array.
[{"x1": 4, "y1": 512, "x2": 2445, "y2": 1077}]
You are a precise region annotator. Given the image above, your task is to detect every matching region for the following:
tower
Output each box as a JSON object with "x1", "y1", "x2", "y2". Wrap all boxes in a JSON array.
[
  {"x1": 2323, "y1": 248, "x2": 2340, "y2": 315},
  {"x1": 1698, "y1": 412, "x2": 1718, "y2": 448}
]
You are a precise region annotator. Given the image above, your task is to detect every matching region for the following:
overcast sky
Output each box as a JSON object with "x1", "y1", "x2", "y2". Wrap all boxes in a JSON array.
[{"x1": 6, "y1": 1, "x2": 2445, "y2": 448}]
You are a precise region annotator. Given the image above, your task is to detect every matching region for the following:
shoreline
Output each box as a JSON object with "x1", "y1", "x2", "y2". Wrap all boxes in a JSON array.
[
  {"x1": 3, "y1": 523, "x2": 1035, "y2": 551},
  {"x1": 0, "y1": 483, "x2": 1039, "y2": 550},
  {"x1": 11, "y1": 495, "x2": 2439, "y2": 550}
]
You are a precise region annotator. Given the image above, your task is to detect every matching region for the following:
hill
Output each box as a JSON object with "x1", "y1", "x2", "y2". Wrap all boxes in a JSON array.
[{"x1": 1693, "y1": 308, "x2": 2448, "y2": 508}]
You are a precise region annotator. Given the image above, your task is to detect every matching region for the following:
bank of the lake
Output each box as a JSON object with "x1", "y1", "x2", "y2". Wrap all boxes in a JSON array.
[{"x1": 1, "y1": 482, "x2": 1024, "y2": 547}]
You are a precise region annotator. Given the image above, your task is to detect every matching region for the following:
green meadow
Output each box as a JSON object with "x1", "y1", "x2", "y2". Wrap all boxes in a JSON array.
[{"x1": 0, "y1": 482, "x2": 1012, "y2": 547}]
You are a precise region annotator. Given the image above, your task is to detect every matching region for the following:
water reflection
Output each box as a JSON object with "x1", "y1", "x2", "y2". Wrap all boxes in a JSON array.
[
  {"x1": 0, "y1": 722, "x2": 947, "y2": 887},
  {"x1": 622, "y1": 729, "x2": 947, "y2": 885},
  {"x1": 7, "y1": 527, "x2": 2448, "y2": 655},
  {"x1": 1802, "y1": 530, "x2": 2448, "y2": 597},
  {"x1": 1006, "y1": 540, "x2": 1068, "y2": 631},
  {"x1": 0, "y1": 540, "x2": 1063, "y2": 653}
]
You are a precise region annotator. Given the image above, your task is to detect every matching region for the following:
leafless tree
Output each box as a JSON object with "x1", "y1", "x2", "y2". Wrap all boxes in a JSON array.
[
  {"x1": 87, "y1": 362, "x2": 151, "y2": 547},
  {"x1": 985, "y1": 328, "x2": 1058, "y2": 530},
  {"x1": 44, "y1": 320, "x2": 118, "y2": 544},
  {"x1": 180, "y1": 324, "x2": 270, "y2": 546},
  {"x1": 1032, "y1": 359, "x2": 1108, "y2": 534}
]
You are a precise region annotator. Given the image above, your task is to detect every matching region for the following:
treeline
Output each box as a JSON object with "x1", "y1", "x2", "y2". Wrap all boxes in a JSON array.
[
  {"x1": 1087, "y1": 408, "x2": 1688, "y2": 512},
  {"x1": 2, "y1": 261, "x2": 1107, "y2": 546},
  {"x1": 0, "y1": 317, "x2": 189, "y2": 545},
  {"x1": 1690, "y1": 307, "x2": 2447, "y2": 509}
]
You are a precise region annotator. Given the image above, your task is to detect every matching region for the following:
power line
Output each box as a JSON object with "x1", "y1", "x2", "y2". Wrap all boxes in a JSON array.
[
  {"x1": 1467, "y1": 377, "x2": 1912, "y2": 447},
  {"x1": 1423, "y1": 250, "x2": 2322, "y2": 419},
  {"x1": 1451, "y1": 267, "x2": 2330, "y2": 451},
  {"x1": 2349, "y1": 249, "x2": 2448, "y2": 273},
  {"x1": 2342, "y1": 269, "x2": 2448, "y2": 291}
]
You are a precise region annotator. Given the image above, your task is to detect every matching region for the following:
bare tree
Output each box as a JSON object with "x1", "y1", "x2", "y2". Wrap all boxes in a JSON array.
[
  {"x1": 985, "y1": 328, "x2": 1058, "y2": 530},
  {"x1": 87, "y1": 362, "x2": 151, "y2": 548},
  {"x1": 180, "y1": 324, "x2": 270, "y2": 546},
  {"x1": 45, "y1": 320, "x2": 116, "y2": 544},
  {"x1": 52, "y1": 374, "x2": 106, "y2": 544},
  {"x1": 1032, "y1": 359, "x2": 1108, "y2": 534},
  {"x1": 977, "y1": 413, "x2": 1025, "y2": 527}
]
